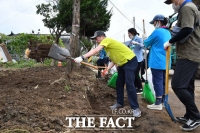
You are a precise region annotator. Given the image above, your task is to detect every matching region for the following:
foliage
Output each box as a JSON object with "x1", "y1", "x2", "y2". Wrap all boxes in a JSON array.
[
  {"x1": 37, "y1": 35, "x2": 54, "y2": 44},
  {"x1": 36, "y1": 1, "x2": 69, "y2": 44},
  {"x1": 57, "y1": 0, "x2": 73, "y2": 31},
  {"x1": 80, "y1": 37, "x2": 94, "y2": 52},
  {"x1": 0, "y1": 35, "x2": 1, "y2": 43},
  {"x1": 6, "y1": 34, "x2": 38, "y2": 55},
  {"x1": 0, "y1": 33, "x2": 9, "y2": 43},
  {"x1": 0, "y1": 58, "x2": 68, "y2": 69},
  {"x1": 5, "y1": 34, "x2": 63, "y2": 56},
  {"x1": 80, "y1": 0, "x2": 112, "y2": 36},
  {"x1": 36, "y1": 0, "x2": 112, "y2": 38},
  {"x1": 90, "y1": 56, "x2": 98, "y2": 66},
  {"x1": 64, "y1": 85, "x2": 71, "y2": 92},
  {"x1": 0, "y1": 59, "x2": 37, "y2": 68}
]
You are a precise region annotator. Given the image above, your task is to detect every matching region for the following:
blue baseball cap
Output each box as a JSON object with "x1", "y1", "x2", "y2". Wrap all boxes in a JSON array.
[{"x1": 149, "y1": 14, "x2": 165, "y2": 24}]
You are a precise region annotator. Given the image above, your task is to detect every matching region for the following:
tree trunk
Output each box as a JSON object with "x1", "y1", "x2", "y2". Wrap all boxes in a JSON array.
[{"x1": 66, "y1": 0, "x2": 80, "y2": 78}]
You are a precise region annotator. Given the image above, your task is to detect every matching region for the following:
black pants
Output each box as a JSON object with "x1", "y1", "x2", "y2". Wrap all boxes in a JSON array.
[
  {"x1": 171, "y1": 59, "x2": 200, "y2": 120},
  {"x1": 117, "y1": 57, "x2": 139, "y2": 109},
  {"x1": 135, "y1": 62, "x2": 142, "y2": 89},
  {"x1": 141, "y1": 53, "x2": 149, "y2": 79}
]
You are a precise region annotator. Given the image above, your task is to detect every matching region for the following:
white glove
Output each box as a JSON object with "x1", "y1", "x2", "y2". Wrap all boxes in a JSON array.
[
  {"x1": 74, "y1": 56, "x2": 83, "y2": 63},
  {"x1": 164, "y1": 41, "x2": 172, "y2": 50},
  {"x1": 131, "y1": 41, "x2": 139, "y2": 45},
  {"x1": 142, "y1": 34, "x2": 148, "y2": 40}
]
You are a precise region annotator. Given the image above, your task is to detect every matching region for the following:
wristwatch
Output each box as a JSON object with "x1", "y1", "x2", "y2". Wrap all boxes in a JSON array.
[{"x1": 81, "y1": 55, "x2": 85, "y2": 60}]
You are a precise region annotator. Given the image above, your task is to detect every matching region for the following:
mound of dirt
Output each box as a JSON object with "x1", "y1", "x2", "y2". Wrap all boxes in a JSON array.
[
  {"x1": 28, "y1": 44, "x2": 52, "y2": 62},
  {"x1": 0, "y1": 66, "x2": 200, "y2": 133}
]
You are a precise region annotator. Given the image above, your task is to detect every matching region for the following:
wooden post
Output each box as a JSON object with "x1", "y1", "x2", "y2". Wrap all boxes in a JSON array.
[{"x1": 133, "y1": 17, "x2": 135, "y2": 28}]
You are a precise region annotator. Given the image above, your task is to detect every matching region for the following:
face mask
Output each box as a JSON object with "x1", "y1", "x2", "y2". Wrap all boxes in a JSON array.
[
  {"x1": 129, "y1": 35, "x2": 134, "y2": 39},
  {"x1": 172, "y1": 3, "x2": 180, "y2": 13},
  {"x1": 154, "y1": 22, "x2": 160, "y2": 29}
]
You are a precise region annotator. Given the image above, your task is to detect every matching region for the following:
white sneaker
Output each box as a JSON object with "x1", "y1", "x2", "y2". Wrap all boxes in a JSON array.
[
  {"x1": 147, "y1": 103, "x2": 162, "y2": 110},
  {"x1": 133, "y1": 108, "x2": 141, "y2": 117},
  {"x1": 110, "y1": 103, "x2": 123, "y2": 110},
  {"x1": 162, "y1": 103, "x2": 165, "y2": 108}
]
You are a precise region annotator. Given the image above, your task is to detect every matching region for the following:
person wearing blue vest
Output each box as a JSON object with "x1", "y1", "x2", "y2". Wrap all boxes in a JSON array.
[
  {"x1": 96, "y1": 48, "x2": 109, "y2": 78},
  {"x1": 143, "y1": 14, "x2": 171, "y2": 110}
]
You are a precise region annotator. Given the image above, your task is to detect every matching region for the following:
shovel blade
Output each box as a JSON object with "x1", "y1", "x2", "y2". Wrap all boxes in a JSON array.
[
  {"x1": 48, "y1": 44, "x2": 71, "y2": 61},
  {"x1": 164, "y1": 95, "x2": 176, "y2": 122}
]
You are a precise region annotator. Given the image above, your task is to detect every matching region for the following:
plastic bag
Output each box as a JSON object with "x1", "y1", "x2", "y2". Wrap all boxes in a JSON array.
[
  {"x1": 142, "y1": 82, "x2": 156, "y2": 104},
  {"x1": 142, "y1": 68, "x2": 155, "y2": 104},
  {"x1": 142, "y1": 68, "x2": 155, "y2": 97},
  {"x1": 107, "y1": 72, "x2": 118, "y2": 89},
  {"x1": 109, "y1": 62, "x2": 117, "y2": 75}
]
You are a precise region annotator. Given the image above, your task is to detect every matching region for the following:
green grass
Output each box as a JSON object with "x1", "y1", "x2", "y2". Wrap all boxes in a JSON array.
[
  {"x1": 0, "y1": 58, "x2": 52, "y2": 68},
  {"x1": 0, "y1": 57, "x2": 69, "y2": 69},
  {"x1": 64, "y1": 85, "x2": 71, "y2": 92}
]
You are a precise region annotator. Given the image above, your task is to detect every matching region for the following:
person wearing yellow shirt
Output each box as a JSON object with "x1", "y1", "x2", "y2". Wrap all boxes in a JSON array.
[{"x1": 74, "y1": 31, "x2": 141, "y2": 118}]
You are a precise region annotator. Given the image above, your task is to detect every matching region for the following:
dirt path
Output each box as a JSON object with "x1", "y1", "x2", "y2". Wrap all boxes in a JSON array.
[{"x1": 0, "y1": 66, "x2": 200, "y2": 133}]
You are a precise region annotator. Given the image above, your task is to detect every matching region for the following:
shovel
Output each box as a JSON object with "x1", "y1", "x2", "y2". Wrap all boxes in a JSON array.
[
  {"x1": 164, "y1": 46, "x2": 176, "y2": 122},
  {"x1": 48, "y1": 44, "x2": 106, "y2": 70}
]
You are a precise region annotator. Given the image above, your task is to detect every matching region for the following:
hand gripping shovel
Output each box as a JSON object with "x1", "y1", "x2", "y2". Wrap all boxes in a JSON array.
[
  {"x1": 164, "y1": 46, "x2": 176, "y2": 122},
  {"x1": 48, "y1": 44, "x2": 106, "y2": 70}
]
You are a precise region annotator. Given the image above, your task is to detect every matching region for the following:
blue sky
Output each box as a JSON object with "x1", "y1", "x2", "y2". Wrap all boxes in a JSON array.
[{"x1": 0, "y1": 0, "x2": 174, "y2": 42}]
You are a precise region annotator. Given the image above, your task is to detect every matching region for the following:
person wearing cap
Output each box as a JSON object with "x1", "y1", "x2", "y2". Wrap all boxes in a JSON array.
[
  {"x1": 96, "y1": 48, "x2": 109, "y2": 78},
  {"x1": 143, "y1": 14, "x2": 171, "y2": 111},
  {"x1": 74, "y1": 31, "x2": 141, "y2": 118},
  {"x1": 126, "y1": 28, "x2": 144, "y2": 94},
  {"x1": 164, "y1": 0, "x2": 200, "y2": 131}
]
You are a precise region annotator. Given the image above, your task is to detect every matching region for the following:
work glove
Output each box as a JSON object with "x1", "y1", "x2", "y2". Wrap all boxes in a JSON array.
[
  {"x1": 101, "y1": 69, "x2": 108, "y2": 77},
  {"x1": 164, "y1": 41, "x2": 172, "y2": 50},
  {"x1": 142, "y1": 34, "x2": 148, "y2": 40},
  {"x1": 131, "y1": 41, "x2": 139, "y2": 45},
  {"x1": 74, "y1": 56, "x2": 83, "y2": 63}
]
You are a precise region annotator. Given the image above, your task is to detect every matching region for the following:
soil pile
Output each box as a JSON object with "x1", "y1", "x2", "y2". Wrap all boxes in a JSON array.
[{"x1": 0, "y1": 66, "x2": 200, "y2": 133}]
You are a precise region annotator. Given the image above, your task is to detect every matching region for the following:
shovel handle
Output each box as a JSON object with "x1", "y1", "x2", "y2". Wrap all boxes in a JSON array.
[
  {"x1": 80, "y1": 61, "x2": 106, "y2": 70},
  {"x1": 69, "y1": 57, "x2": 106, "y2": 70},
  {"x1": 165, "y1": 46, "x2": 171, "y2": 95}
]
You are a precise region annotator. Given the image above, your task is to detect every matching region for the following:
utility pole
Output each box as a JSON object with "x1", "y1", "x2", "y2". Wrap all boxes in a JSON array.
[
  {"x1": 133, "y1": 17, "x2": 135, "y2": 28},
  {"x1": 68, "y1": 0, "x2": 80, "y2": 73}
]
